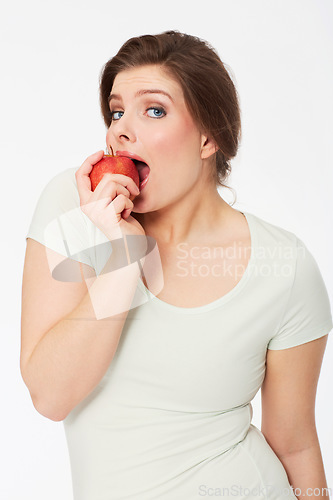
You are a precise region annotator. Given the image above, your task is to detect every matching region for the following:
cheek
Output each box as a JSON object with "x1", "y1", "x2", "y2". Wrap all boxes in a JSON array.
[
  {"x1": 152, "y1": 120, "x2": 200, "y2": 161},
  {"x1": 151, "y1": 131, "x2": 176, "y2": 155}
]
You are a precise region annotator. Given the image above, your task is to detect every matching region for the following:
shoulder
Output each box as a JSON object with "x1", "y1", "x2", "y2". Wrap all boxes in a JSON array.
[
  {"x1": 246, "y1": 211, "x2": 298, "y2": 249},
  {"x1": 246, "y1": 211, "x2": 322, "y2": 271},
  {"x1": 244, "y1": 212, "x2": 329, "y2": 308},
  {"x1": 26, "y1": 166, "x2": 113, "y2": 272},
  {"x1": 39, "y1": 166, "x2": 79, "y2": 205},
  {"x1": 29, "y1": 167, "x2": 82, "y2": 225},
  {"x1": 27, "y1": 166, "x2": 87, "y2": 252},
  {"x1": 255, "y1": 212, "x2": 333, "y2": 350},
  {"x1": 244, "y1": 211, "x2": 302, "y2": 282}
]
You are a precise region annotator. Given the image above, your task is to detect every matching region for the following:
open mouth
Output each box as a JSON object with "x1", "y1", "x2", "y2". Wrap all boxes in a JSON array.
[{"x1": 132, "y1": 159, "x2": 150, "y2": 189}]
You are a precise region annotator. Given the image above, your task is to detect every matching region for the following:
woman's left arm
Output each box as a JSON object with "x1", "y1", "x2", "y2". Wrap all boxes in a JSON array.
[{"x1": 261, "y1": 335, "x2": 330, "y2": 500}]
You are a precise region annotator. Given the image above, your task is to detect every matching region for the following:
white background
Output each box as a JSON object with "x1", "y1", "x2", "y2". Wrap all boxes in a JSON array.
[{"x1": 1, "y1": 0, "x2": 332, "y2": 498}]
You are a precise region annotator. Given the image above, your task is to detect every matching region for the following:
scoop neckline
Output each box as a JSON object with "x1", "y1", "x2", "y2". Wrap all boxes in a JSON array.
[{"x1": 137, "y1": 211, "x2": 257, "y2": 314}]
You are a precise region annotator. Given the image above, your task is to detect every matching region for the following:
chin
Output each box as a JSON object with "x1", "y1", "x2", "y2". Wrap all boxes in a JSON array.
[{"x1": 132, "y1": 194, "x2": 153, "y2": 213}]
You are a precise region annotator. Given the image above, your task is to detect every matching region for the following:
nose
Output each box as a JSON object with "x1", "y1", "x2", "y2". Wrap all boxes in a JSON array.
[{"x1": 110, "y1": 113, "x2": 137, "y2": 145}]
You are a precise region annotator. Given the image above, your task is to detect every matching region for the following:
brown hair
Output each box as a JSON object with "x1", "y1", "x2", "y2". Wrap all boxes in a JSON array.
[{"x1": 99, "y1": 30, "x2": 241, "y2": 198}]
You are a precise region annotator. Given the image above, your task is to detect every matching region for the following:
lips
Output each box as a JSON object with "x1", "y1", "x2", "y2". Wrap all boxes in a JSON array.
[
  {"x1": 116, "y1": 150, "x2": 147, "y2": 164},
  {"x1": 116, "y1": 150, "x2": 150, "y2": 184}
]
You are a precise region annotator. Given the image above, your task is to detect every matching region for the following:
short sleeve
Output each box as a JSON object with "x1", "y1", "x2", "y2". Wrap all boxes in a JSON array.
[
  {"x1": 267, "y1": 237, "x2": 333, "y2": 350},
  {"x1": 25, "y1": 167, "x2": 94, "y2": 271}
]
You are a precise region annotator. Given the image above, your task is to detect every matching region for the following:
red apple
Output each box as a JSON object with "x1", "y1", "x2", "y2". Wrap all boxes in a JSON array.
[{"x1": 89, "y1": 154, "x2": 140, "y2": 200}]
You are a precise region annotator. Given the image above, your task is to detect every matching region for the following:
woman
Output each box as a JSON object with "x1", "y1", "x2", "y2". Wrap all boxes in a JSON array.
[{"x1": 21, "y1": 31, "x2": 332, "y2": 499}]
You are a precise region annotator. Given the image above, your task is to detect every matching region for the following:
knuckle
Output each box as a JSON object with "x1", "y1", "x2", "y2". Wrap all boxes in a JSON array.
[{"x1": 102, "y1": 174, "x2": 115, "y2": 187}]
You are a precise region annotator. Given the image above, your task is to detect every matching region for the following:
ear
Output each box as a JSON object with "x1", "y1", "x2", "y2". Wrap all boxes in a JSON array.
[{"x1": 200, "y1": 134, "x2": 218, "y2": 159}]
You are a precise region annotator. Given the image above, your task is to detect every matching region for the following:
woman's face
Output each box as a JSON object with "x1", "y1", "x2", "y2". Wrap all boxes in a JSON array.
[{"x1": 106, "y1": 64, "x2": 211, "y2": 213}]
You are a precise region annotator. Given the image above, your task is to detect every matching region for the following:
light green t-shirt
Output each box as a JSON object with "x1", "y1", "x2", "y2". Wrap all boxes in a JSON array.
[{"x1": 26, "y1": 167, "x2": 333, "y2": 499}]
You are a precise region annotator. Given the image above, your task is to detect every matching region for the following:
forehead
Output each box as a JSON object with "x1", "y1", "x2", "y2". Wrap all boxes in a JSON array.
[{"x1": 111, "y1": 65, "x2": 184, "y2": 100}]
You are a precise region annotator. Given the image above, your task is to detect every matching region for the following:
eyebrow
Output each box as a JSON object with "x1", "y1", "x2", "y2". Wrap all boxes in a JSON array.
[{"x1": 108, "y1": 89, "x2": 174, "y2": 104}]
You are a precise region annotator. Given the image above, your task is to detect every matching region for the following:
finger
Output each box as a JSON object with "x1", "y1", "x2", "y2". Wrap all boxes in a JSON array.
[
  {"x1": 94, "y1": 175, "x2": 130, "y2": 202},
  {"x1": 107, "y1": 194, "x2": 134, "y2": 223},
  {"x1": 75, "y1": 150, "x2": 104, "y2": 203},
  {"x1": 122, "y1": 207, "x2": 132, "y2": 219},
  {"x1": 101, "y1": 173, "x2": 140, "y2": 198},
  {"x1": 80, "y1": 150, "x2": 105, "y2": 174},
  {"x1": 82, "y1": 178, "x2": 131, "y2": 216}
]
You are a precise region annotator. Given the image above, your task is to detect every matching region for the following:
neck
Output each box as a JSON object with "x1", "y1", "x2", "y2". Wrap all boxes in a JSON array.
[{"x1": 133, "y1": 184, "x2": 232, "y2": 247}]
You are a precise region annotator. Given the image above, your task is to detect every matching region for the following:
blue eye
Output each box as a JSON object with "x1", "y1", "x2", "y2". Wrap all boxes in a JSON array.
[
  {"x1": 147, "y1": 107, "x2": 166, "y2": 118},
  {"x1": 110, "y1": 111, "x2": 124, "y2": 121},
  {"x1": 109, "y1": 107, "x2": 166, "y2": 121}
]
